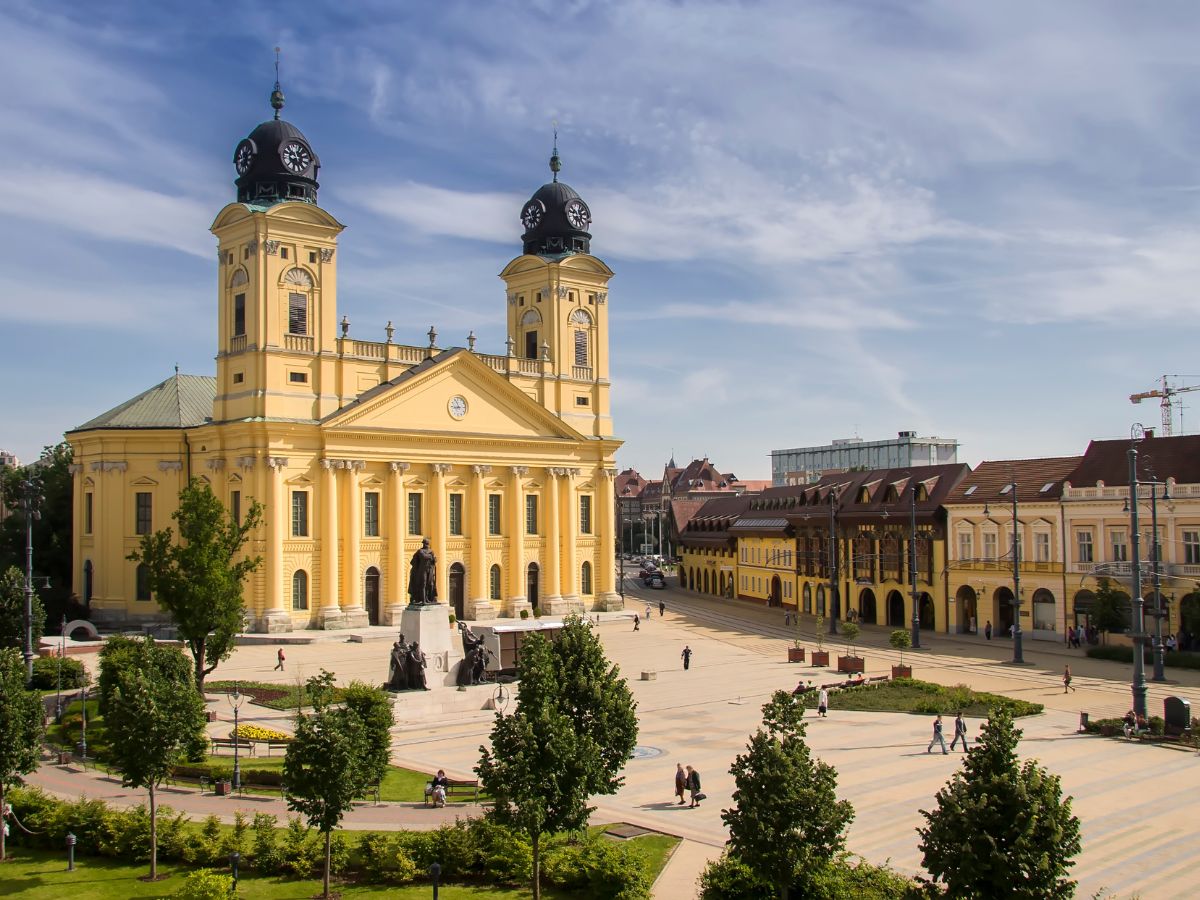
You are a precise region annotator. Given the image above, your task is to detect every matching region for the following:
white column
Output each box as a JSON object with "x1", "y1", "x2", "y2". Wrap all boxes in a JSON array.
[
  {"x1": 384, "y1": 461, "x2": 409, "y2": 625},
  {"x1": 431, "y1": 464, "x2": 451, "y2": 604},
  {"x1": 507, "y1": 466, "x2": 530, "y2": 615},
  {"x1": 596, "y1": 466, "x2": 622, "y2": 610},
  {"x1": 261, "y1": 457, "x2": 291, "y2": 633},
  {"x1": 318, "y1": 459, "x2": 342, "y2": 629},
  {"x1": 469, "y1": 465, "x2": 496, "y2": 620},
  {"x1": 340, "y1": 460, "x2": 369, "y2": 627},
  {"x1": 543, "y1": 467, "x2": 563, "y2": 608}
]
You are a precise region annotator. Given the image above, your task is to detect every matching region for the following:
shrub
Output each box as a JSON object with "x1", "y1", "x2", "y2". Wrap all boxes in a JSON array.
[
  {"x1": 699, "y1": 852, "x2": 769, "y2": 898},
  {"x1": 250, "y1": 812, "x2": 282, "y2": 873},
  {"x1": 469, "y1": 816, "x2": 532, "y2": 884},
  {"x1": 183, "y1": 815, "x2": 225, "y2": 866},
  {"x1": 329, "y1": 832, "x2": 351, "y2": 875},
  {"x1": 520, "y1": 609, "x2": 530, "y2": 620},
  {"x1": 172, "y1": 868, "x2": 234, "y2": 899},
  {"x1": 426, "y1": 820, "x2": 478, "y2": 878},
  {"x1": 280, "y1": 815, "x2": 319, "y2": 877},
  {"x1": 356, "y1": 833, "x2": 397, "y2": 883},
  {"x1": 30, "y1": 655, "x2": 87, "y2": 689}
]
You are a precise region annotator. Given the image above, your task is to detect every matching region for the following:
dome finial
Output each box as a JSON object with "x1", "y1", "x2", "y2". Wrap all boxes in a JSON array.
[
  {"x1": 270, "y1": 46, "x2": 285, "y2": 120},
  {"x1": 549, "y1": 119, "x2": 561, "y2": 182}
]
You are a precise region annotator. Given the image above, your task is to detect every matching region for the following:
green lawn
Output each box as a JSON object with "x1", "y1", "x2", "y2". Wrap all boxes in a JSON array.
[{"x1": 798, "y1": 677, "x2": 1044, "y2": 717}]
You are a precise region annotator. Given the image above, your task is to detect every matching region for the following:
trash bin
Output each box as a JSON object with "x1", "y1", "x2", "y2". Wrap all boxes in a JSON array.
[
  {"x1": 1078, "y1": 711, "x2": 1089, "y2": 732},
  {"x1": 1164, "y1": 696, "x2": 1190, "y2": 735}
]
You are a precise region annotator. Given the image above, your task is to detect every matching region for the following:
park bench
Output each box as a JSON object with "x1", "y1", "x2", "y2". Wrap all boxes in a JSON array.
[
  {"x1": 210, "y1": 737, "x2": 255, "y2": 756},
  {"x1": 424, "y1": 778, "x2": 480, "y2": 806},
  {"x1": 256, "y1": 739, "x2": 291, "y2": 756},
  {"x1": 355, "y1": 781, "x2": 382, "y2": 806}
]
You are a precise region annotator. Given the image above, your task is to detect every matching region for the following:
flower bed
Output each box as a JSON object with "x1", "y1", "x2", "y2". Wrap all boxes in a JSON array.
[{"x1": 232, "y1": 723, "x2": 291, "y2": 743}]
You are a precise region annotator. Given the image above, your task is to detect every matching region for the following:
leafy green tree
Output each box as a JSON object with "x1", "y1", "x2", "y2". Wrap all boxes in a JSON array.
[
  {"x1": 127, "y1": 478, "x2": 263, "y2": 693},
  {"x1": 0, "y1": 565, "x2": 44, "y2": 653},
  {"x1": 1090, "y1": 577, "x2": 1131, "y2": 638},
  {"x1": 340, "y1": 680, "x2": 395, "y2": 789},
  {"x1": 477, "y1": 633, "x2": 593, "y2": 900},
  {"x1": 97, "y1": 635, "x2": 195, "y2": 723},
  {"x1": 0, "y1": 443, "x2": 74, "y2": 618},
  {"x1": 720, "y1": 691, "x2": 854, "y2": 900},
  {"x1": 284, "y1": 673, "x2": 366, "y2": 899},
  {"x1": 551, "y1": 615, "x2": 638, "y2": 795},
  {"x1": 0, "y1": 648, "x2": 44, "y2": 861},
  {"x1": 918, "y1": 705, "x2": 1081, "y2": 898},
  {"x1": 104, "y1": 643, "x2": 206, "y2": 880}
]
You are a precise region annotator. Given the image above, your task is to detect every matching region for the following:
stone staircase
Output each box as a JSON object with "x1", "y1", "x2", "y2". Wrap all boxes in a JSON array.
[{"x1": 389, "y1": 682, "x2": 502, "y2": 726}]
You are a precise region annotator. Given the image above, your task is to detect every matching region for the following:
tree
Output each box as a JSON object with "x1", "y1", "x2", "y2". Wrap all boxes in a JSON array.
[
  {"x1": 1090, "y1": 577, "x2": 1131, "y2": 638},
  {"x1": 550, "y1": 615, "x2": 638, "y2": 795},
  {"x1": 0, "y1": 648, "x2": 43, "y2": 861},
  {"x1": 840, "y1": 621, "x2": 860, "y2": 657},
  {"x1": 477, "y1": 633, "x2": 593, "y2": 900},
  {"x1": 284, "y1": 673, "x2": 366, "y2": 899},
  {"x1": 104, "y1": 642, "x2": 206, "y2": 880},
  {"x1": 0, "y1": 443, "x2": 74, "y2": 619},
  {"x1": 97, "y1": 635, "x2": 196, "y2": 724},
  {"x1": 0, "y1": 565, "x2": 44, "y2": 652},
  {"x1": 918, "y1": 705, "x2": 1081, "y2": 898},
  {"x1": 340, "y1": 680, "x2": 395, "y2": 789},
  {"x1": 721, "y1": 691, "x2": 854, "y2": 900},
  {"x1": 889, "y1": 628, "x2": 911, "y2": 667},
  {"x1": 127, "y1": 478, "x2": 262, "y2": 693}
]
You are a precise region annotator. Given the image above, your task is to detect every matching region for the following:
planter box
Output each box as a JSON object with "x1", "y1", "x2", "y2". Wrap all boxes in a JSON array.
[
  {"x1": 837, "y1": 655, "x2": 865, "y2": 674},
  {"x1": 205, "y1": 711, "x2": 218, "y2": 723},
  {"x1": 57, "y1": 750, "x2": 73, "y2": 765},
  {"x1": 788, "y1": 647, "x2": 806, "y2": 663},
  {"x1": 214, "y1": 780, "x2": 231, "y2": 797},
  {"x1": 1099, "y1": 724, "x2": 1117, "y2": 737},
  {"x1": 891, "y1": 665, "x2": 912, "y2": 679},
  {"x1": 810, "y1": 651, "x2": 830, "y2": 668}
]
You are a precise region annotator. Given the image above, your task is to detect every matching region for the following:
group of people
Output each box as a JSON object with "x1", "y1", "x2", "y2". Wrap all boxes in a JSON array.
[
  {"x1": 673, "y1": 763, "x2": 703, "y2": 808},
  {"x1": 927, "y1": 712, "x2": 970, "y2": 754},
  {"x1": 1122, "y1": 709, "x2": 1150, "y2": 739},
  {"x1": 633, "y1": 600, "x2": 667, "y2": 631},
  {"x1": 386, "y1": 634, "x2": 429, "y2": 691},
  {"x1": 1065, "y1": 624, "x2": 1099, "y2": 648}
]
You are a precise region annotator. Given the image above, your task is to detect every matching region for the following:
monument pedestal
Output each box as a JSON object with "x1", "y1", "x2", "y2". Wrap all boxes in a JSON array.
[{"x1": 399, "y1": 604, "x2": 464, "y2": 687}]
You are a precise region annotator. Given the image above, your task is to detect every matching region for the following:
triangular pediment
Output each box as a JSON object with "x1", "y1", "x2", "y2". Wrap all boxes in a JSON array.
[{"x1": 323, "y1": 349, "x2": 587, "y2": 442}]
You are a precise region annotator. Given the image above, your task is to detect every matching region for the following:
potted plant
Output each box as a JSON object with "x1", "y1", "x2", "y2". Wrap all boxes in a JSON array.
[
  {"x1": 837, "y1": 621, "x2": 864, "y2": 674},
  {"x1": 811, "y1": 615, "x2": 830, "y2": 668},
  {"x1": 889, "y1": 629, "x2": 912, "y2": 678},
  {"x1": 213, "y1": 767, "x2": 233, "y2": 796},
  {"x1": 788, "y1": 640, "x2": 806, "y2": 663}
]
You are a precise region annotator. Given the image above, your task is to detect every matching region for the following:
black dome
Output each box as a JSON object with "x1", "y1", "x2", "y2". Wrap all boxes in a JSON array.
[
  {"x1": 520, "y1": 145, "x2": 591, "y2": 256},
  {"x1": 233, "y1": 84, "x2": 320, "y2": 205}
]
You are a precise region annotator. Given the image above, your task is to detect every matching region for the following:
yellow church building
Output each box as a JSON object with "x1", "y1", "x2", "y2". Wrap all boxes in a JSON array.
[{"x1": 68, "y1": 83, "x2": 623, "y2": 632}]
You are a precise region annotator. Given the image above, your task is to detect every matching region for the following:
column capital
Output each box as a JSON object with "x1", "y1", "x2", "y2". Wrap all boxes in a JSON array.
[
  {"x1": 158, "y1": 460, "x2": 184, "y2": 472},
  {"x1": 67, "y1": 464, "x2": 83, "y2": 476},
  {"x1": 266, "y1": 456, "x2": 289, "y2": 470},
  {"x1": 320, "y1": 458, "x2": 337, "y2": 470},
  {"x1": 206, "y1": 458, "x2": 226, "y2": 471},
  {"x1": 547, "y1": 466, "x2": 565, "y2": 478},
  {"x1": 472, "y1": 464, "x2": 493, "y2": 477},
  {"x1": 600, "y1": 467, "x2": 618, "y2": 480},
  {"x1": 345, "y1": 459, "x2": 366, "y2": 472},
  {"x1": 432, "y1": 463, "x2": 453, "y2": 475},
  {"x1": 91, "y1": 460, "x2": 128, "y2": 474},
  {"x1": 511, "y1": 465, "x2": 529, "y2": 477},
  {"x1": 389, "y1": 461, "x2": 411, "y2": 473},
  {"x1": 236, "y1": 455, "x2": 257, "y2": 470}
]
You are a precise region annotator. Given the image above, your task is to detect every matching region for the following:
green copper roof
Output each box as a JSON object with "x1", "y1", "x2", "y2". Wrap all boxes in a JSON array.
[{"x1": 74, "y1": 373, "x2": 216, "y2": 431}]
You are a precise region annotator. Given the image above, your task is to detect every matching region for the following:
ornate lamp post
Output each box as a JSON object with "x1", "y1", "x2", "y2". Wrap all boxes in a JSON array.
[
  {"x1": 908, "y1": 479, "x2": 922, "y2": 650},
  {"x1": 1125, "y1": 476, "x2": 1171, "y2": 682},
  {"x1": 987, "y1": 482, "x2": 1025, "y2": 663},
  {"x1": 228, "y1": 682, "x2": 245, "y2": 792},
  {"x1": 1127, "y1": 443, "x2": 1148, "y2": 719},
  {"x1": 79, "y1": 679, "x2": 89, "y2": 759},
  {"x1": 17, "y1": 476, "x2": 43, "y2": 685}
]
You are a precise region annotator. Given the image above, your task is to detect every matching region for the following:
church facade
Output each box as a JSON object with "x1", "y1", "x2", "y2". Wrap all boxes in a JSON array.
[{"x1": 68, "y1": 83, "x2": 623, "y2": 632}]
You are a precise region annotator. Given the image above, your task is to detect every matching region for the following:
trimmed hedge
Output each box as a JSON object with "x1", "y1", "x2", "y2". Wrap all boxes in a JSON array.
[
  {"x1": 1086, "y1": 645, "x2": 1200, "y2": 670},
  {"x1": 801, "y1": 678, "x2": 1043, "y2": 717},
  {"x1": 31, "y1": 655, "x2": 87, "y2": 690}
]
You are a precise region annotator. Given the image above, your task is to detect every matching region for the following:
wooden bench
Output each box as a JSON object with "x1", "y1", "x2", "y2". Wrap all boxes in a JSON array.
[
  {"x1": 256, "y1": 740, "x2": 291, "y2": 756},
  {"x1": 210, "y1": 737, "x2": 255, "y2": 756},
  {"x1": 424, "y1": 778, "x2": 479, "y2": 806},
  {"x1": 356, "y1": 782, "x2": 382, "y2": 806}
]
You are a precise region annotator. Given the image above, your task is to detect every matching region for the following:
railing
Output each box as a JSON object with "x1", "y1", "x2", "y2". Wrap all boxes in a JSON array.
[
  {"x1": 352, "y1": 340, "x2": 386, "y2": 359},
  {"x1": 477, "y1": 353, "x2": 508, "y2": 374},
  {"x1": 393, "y1": 344, "x2": 426, "y2": 364},
  {"x1": 516, "y1": 358, "x2": 541, "y2": 375},
  {"x1": 956, "y1": 559, "x2": 1058, "y2": 573},
  {"x1": 572, "y1": 365, "x2": 593, "y2": 381},
  {"x1": 228, "y1": 335, "x2": 247, "y2": 353},
  {"x1": 284, "y1": 334, "x2": 314, "y2": 352}
]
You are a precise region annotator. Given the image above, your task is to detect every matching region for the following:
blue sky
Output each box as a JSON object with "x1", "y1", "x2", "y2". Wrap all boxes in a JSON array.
[{"x1": 2, "y1": 0, "x2": 1199, "y2": 479}]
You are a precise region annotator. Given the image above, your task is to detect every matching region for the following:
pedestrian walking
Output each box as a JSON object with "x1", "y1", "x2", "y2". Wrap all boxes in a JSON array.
[
  {"x1": 685, "y1": 765, "x2": 703, "y2": 807},
  {"x1": 950, "y1": 711, "x2": 969, "y2": 751},
  {"x1": 817, "y1": 687, "x2": 829, "y2": 717},
  {"x1": 645, "y1": 603, "x2": 652, "y2": 621},
  {"x1": 633, "y1": 614, "x2": 640, "y2": 632},
  {"x1": 1063, "y1": 664, "x2": 1075, "y2": 693},
  {"x1": 681, "y1": 645, "x2": 692, "y2": 670},
  {"x1": 927, "y1": 714, "x2": 948, "y2": 754},
  {"x1": 658, "y1": 599, "x2": 665, "y2": 617},
  {"x1": 984, "y1": 620, "x2": 992, "y2": 641},
  {"x1": 674, "y1": 763, "x2": 687, "y2": 805},
  {"x1": 274, "y1": 647, "x2": 285, "y2": 671}
]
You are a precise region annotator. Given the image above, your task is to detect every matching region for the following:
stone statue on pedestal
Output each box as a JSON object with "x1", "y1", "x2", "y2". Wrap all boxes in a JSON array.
[
  {"x1": 408, "y1": 538, "x2": 438, "y2": 606},
  {"x1": 456, "y1": 624, "x2": 490, "y2": 686},
  {"x1": 406, "y1": 641, "x2": 429, "y2": 690},
  {"x1": 386, "y1": 633, "x2": 409, "y2": 691}
]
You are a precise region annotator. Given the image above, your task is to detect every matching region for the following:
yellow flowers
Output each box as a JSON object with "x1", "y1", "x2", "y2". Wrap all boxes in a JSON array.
[{"x1": 232, "y1": 723, "x2": 292, "y2": 742}]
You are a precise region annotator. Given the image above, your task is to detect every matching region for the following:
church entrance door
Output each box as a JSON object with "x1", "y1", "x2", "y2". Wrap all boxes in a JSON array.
[
  {"x1": 449, "y1": 563, "x2": 465, "y2": 620},
  {"x1": 364, "y1": 567, "x2": 380, "y2": 626}
]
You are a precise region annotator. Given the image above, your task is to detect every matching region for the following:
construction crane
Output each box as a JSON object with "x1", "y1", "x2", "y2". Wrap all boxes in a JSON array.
[{"x1": 1130, "y1": 375, "x2": 1200, "y2": 436}]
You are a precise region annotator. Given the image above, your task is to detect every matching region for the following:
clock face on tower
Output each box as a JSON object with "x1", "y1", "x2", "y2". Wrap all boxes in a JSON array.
[
  {"x1": 521, "y1": 200, "x2": 544, "y2": 230},
  {"x1": 234, "y1": 140, "x2": 256, "y2": 175},
  {"x1": 280, "y1": 141, "x2": 313, "y2": 173},
  {"x1": 448, "y1": 395, "x2": 468, "y2": 420},
  {"x1": 564, "y1": 199, "x2": 591, "y2": 230}
]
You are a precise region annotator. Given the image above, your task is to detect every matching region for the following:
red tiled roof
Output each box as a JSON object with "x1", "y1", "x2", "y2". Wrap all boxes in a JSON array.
[
  {"x1": 1067, "y1": 434, "x2": 1200, "y2": 487},
  {"x1": 946, "y1": 456, "x2": 1081, "y2": 503}
]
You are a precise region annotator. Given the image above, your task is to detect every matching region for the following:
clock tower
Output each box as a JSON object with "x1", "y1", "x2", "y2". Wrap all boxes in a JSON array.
[{"x1": 501, "y1": 143, "x2": 614, "y2": 439}]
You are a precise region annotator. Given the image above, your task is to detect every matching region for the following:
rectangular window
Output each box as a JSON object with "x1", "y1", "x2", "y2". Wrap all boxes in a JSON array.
[
  {"x1": 408, "y1": 493, "x2": 423, "y2": 535},
  {"x1": 291, "y1": 491, "x2": 309, "y2": 537},
  {"x1": 288, "y1": 292, "x2": 308, "y2": 335},
  {"x1": 982, "y1": 533, "x2": 997, "y2": 560},
  {"x1": 136, "y1": 565, "x2": 151, "y2": 602},
  {"x1": 289, "y1": 371, "x2": 308, "y2": 383},
  {"x1": 580, "y1": 495, "x2": 592, "y2": 534},
  {"x1": 575, "y1": 395, "x2": 590, "y2": 406},
  {"x1": 280, "y1": 246, "x2": 289, "y2": 260},
  {"x1": 525, "y1": 495, "x2": 538, "y2": 534},
  {"x1": 135, "y1": 492, "x2": 152, "y2": 535},
  {"x1": 525, "y1": 330, "x2": 539, "y2": 360},
  {"x1": 364, "y1": 491, "x2": 380, "y2": 537},
  {"x1": 488, "y1": 494, "x2": 502, "y2": 535},
  {"x1": 1110, "y1": 528, "x2": 1128, "y2": 562},
  {"x1": 1076, "y1": 529, "x2": 1093, "y2": 564},
  {"x1": 1184, "y1": 530, "x2": 1200, "y2": 566},
  {"x1": 231, "y1": 490, "x2": 241, "y2": 525},
  {"x1": 84, "y1": 492, "x2": 93, "y2": 535},
  {"x1": 309, "y1": 251, "x2": 317, "y2": 264},
  {"x1": 1035, "y1": 532, "x2": 1050, "y2": 562},
  {"x1": 574, "y1": 330, "x2": 588, "y2": 366},
  {"x1": 233, "y1": 293, "x2": 246, "y2": 336},
  {"x1": 449, "y1": 494, "x2": 463, "y2": 536},
  {"x1": 958, "y1": 533, "x2": 972, "y2": 561},
  {"x1": 232, "y1": 372, "x2": 244, "y2": 384}
]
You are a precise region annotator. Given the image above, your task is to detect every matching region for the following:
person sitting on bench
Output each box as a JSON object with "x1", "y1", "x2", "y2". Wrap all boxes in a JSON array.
[{"x1": 429, "y1": 769, "x2": 449, "y2": 807}]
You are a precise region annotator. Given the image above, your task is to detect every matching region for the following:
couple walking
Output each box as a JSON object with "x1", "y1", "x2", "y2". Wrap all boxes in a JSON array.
[
  {"x1": 674, "y1": 763, "x2": 703, "y2": 808},
  {"x1": 928, "y1": 712, "x2": 969, "y2": 754}
]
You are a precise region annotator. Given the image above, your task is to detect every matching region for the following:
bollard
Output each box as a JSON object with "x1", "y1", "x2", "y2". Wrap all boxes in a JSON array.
[
  {"x1": 429, "y1": 861, "x2": 442, "y2": 899},
  {"x1": 229, "y1": 849, "x2": 240, "y2": 890},
  {"x1": 1078, "y1": 711, "x2": 1089, "y2": 733},
  {"x1": 66, "y1": 832, "x2": 76, "y2": 871}
]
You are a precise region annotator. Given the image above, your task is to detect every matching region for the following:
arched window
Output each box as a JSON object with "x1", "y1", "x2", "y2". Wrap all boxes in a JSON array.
[
  {"x1": 520, "y1": 309, "x2": 541, "y2": 360},
  {"x1": 581, "y1": 561, "x2": 593, "y2": 595},
  {"x1": 489, "y1": 564, "x2": 502, "y2": 601},
  {"x1": 135, "y1": 564, "x2": 151, "y2": 602},
  {"x1": 569, "y1": 308, "x2": 593, "y2": 367},
  {"x1": 292, "y1": 570, "x2": 309, "y2": 610}
]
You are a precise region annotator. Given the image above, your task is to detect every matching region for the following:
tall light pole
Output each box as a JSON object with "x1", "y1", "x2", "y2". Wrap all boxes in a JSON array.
[
  {"x1": 1126, "y1": 477, "x2": 1170, "y2": 682},
  {"x1": 1127, "y1": 444, "x2": 1148, "y2": 719},
  {"x1": 827, "y1": 486, "x2": 839, "y2": 636},
  {"x1": 909, "y1": 479, "x2": 922, "y2": 650},
  {"x1": 55, "y1": 613, "x2": 66, "y2": 722},
  {"x1": 17, "y1": 476, "x2": 43, "y2": 685},
  {"x1": 228, "y1": 682, "x2": 244, "y2": 792}
]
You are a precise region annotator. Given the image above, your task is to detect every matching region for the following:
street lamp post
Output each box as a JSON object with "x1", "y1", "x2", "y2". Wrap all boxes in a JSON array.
[
  {"x1": 1127, "y1": 446, "x2": 1148, "y2": 719},
  {"x1": 909, "y1": 480, "x2": 922, "y2": 650},
  {"x1": 1010, "y1": 483, "x2": 1025, "y2": 664},
  {"x1": 827, "y1": 486, "x2": 839, "y2": 636},
  {"x1": 17, "y1": 477, "x2": 42, "y2": 685},
  {"x1": 55, "y1": 613, "x2": 66, "y2": 723},
  {"x1": 1131, "y1": 479, "x2": 1169, "y2": 682},
  {"x1": 228, "y1": 683, "x2": 244, "y2": 793},
  {"x1": 79, "y1": 680, "x2": 88, "y2": 759}
]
